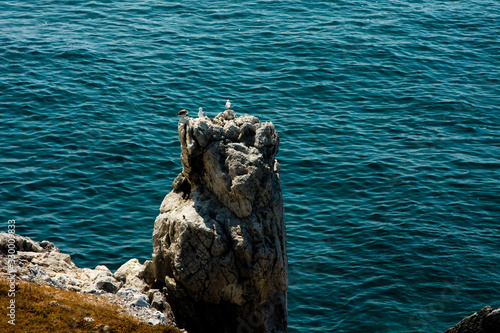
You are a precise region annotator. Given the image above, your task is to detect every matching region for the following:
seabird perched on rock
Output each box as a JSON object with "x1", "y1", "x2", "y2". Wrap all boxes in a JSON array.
[
  {"x1": 198, "y1": 107, "x2": 207, "y2": 118},
  {"x1": 176, "y1": 109, "x2": 189, "y2": 117},
  {"x1": 225, "y1": 100, "x2": 231, "y2": 110}
]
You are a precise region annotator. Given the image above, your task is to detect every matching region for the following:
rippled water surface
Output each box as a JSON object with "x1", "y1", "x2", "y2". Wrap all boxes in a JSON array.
[{"x1": 1, "y1": 1, "x2": 499, "y2": 332}]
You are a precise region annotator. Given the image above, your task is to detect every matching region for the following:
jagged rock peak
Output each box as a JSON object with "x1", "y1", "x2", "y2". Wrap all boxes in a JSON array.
[
  {"x1": 175, "y1": 110, "x2": 280, "y2": 219},
  {"x1": 153, "y1": 109, "x2": 287, "y2": 332}
]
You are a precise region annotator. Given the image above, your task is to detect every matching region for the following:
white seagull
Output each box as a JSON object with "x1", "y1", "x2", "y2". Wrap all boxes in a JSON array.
[
  {"x1": 225, "y1": 100, "x2": 231, "y2": 110},
  {"x1": 198, "y1": 107, "x2": 207, "y2": 118}
]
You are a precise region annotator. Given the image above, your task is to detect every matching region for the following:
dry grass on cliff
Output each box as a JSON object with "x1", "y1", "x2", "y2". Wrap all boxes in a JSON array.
[{"x1": 0, "y1": 278, "x2": 181, "y2": 333}]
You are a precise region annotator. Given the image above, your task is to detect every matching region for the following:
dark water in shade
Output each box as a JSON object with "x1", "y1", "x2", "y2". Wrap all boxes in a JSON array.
[{"x1": 1, "y1": 1, "x2": 499, "y2": 332}]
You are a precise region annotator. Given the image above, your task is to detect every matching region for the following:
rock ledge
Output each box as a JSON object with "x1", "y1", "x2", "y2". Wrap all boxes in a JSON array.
[{"x1": 0, "y1": 232, "x2": 177, "y2": 328}]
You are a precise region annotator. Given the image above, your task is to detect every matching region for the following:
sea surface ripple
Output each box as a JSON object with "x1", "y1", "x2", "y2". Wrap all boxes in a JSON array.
[{"x1": 1, "y1": 1, "x2": 499, "y2": 332}]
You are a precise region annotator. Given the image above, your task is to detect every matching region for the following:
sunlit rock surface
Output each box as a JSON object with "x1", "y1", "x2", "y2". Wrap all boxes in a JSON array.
[{"x1": 152, "y1": 110, "x2": 288, "y2": 333}]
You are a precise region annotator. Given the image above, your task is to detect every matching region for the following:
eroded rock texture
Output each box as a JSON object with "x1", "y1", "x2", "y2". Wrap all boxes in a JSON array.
[
  {"x1": 0, "y1": 232, "x2": 173, "y2": 326},
  {"x1": 152, "y1": 110, "x2": 288, "y2": 333}
]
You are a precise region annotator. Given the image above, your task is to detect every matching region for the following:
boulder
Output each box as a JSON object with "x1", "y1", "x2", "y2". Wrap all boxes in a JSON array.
[
  {"x1": 114, "y1": 258, "x2": 149, "y2": 292},
  {"x1": 444, "y1": 306, "x2": 500, "y2": 333},
  {"x1": 95, "y1": 276, "x2": 121, "y2": 293},
  {"x1": 152, "y1": 111, "x2": 288, "y2": 332}
]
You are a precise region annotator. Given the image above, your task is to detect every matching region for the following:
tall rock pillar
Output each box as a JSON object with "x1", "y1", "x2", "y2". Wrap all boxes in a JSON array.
[{"x1": 152, "y1": 110, "x2": 288, "y2": 332}]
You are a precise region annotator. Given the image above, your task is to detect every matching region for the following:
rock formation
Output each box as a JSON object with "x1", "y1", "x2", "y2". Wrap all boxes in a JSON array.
[
  {"x1": 152, "y1": 110, "x2": 288, "y2": 332},
  {"x1": 444, "y1": 306, "x2": 500, "y2": 333},
  {"x1": 0, "y1": 232, "x2": 173, "y2": 327}
]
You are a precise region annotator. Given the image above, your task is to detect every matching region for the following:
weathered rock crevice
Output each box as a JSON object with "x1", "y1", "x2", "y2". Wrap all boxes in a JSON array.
[{"x1": 152, "y1": 110, "x2": 288, "y2": 333}]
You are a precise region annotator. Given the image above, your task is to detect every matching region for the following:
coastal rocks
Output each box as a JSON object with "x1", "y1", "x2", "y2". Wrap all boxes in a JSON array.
[
  {"x1": 117, "y1": 288, "x2": 150, "y2": 308},
  {"x1": 152, "y1": 110, "x2": 288, "y2": 332},
  {"x1": 444, "y1": 306, "x2": 500, "y2": 333},
  {"x1": 114, "y1": 258, "x2": 154, "y2": 292},
  {"x1": 0, "y1": 232, "x2": 175, "y2": 327},
  {"x1": 147, "y1": 288, "x2": 178, "y2": 324}
]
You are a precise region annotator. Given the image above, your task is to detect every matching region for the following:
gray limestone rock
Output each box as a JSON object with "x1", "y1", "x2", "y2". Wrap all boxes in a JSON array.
[
  {"x1": 444, "y1": 306, "x2": 500, "y2": 333},
  {"x1": 117, "y1": 288, "x2": 150, "y2": 308},
  {"x1": 0, "y1": 232, "x2": 46, "y2": 253},
  {"x1": 114, "y1": 258, "x2": 149, "y2": 292},
  {"x1": 148, "y1": 288, "x2": 177, "y2": 324},
  {"x1": 152, "y1": 110, "x2": 287, "y2": 333},
  {"x1": 95, "y1": 276, "x2": 121, "y2": 293},
  {"x1": 0, "y1": 232, "x2": 177, "y2": 327}
]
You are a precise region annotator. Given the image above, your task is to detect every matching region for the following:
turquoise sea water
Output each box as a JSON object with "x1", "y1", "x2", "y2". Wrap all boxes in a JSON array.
[{"x1": 1, "y1": 1, "x2": 499, "y2": 332}]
